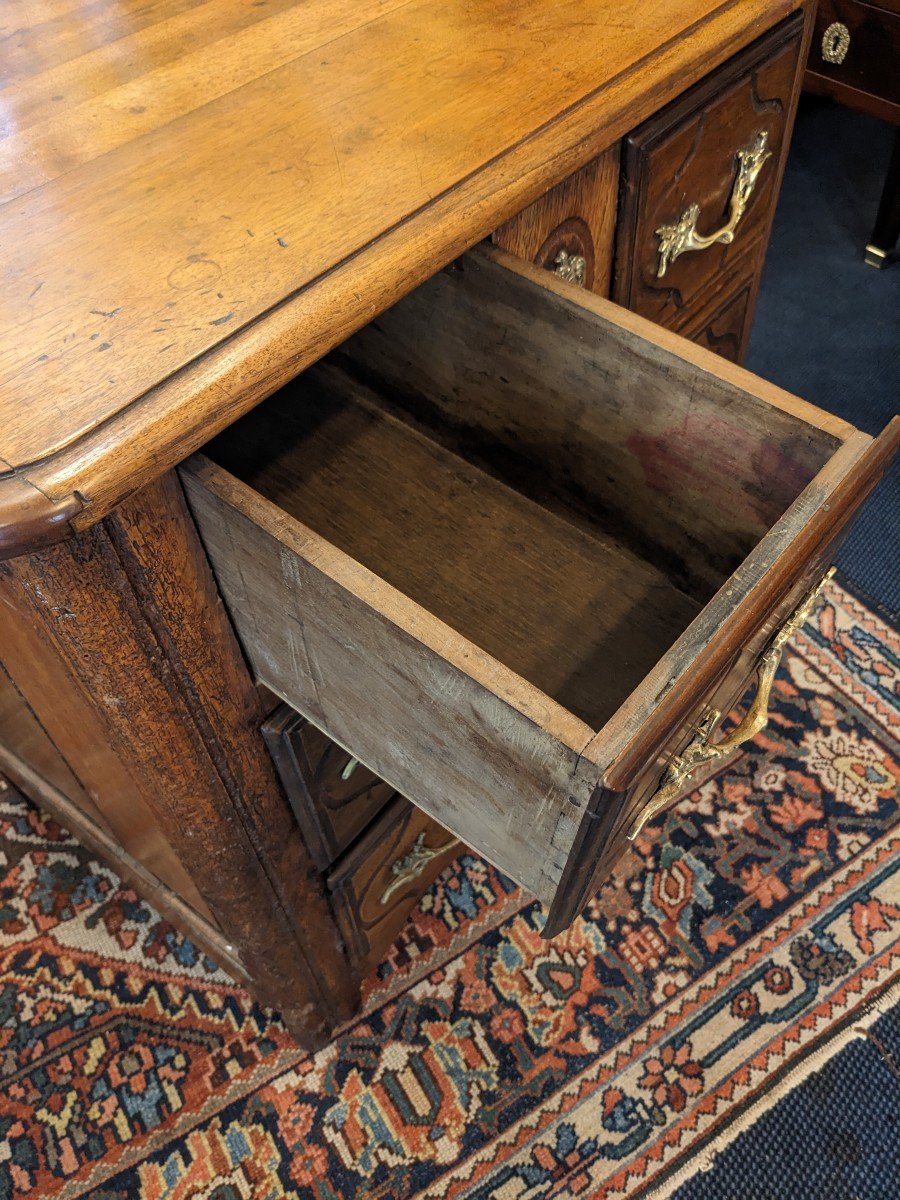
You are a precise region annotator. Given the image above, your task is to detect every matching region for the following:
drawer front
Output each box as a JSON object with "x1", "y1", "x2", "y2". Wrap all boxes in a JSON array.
[
  {"x1": 678, "y1": 261, "x2": 757, "y2": 363},
  {"x1": 183, "y1": 245, "x2": 898, "y2": 938},
  {"x1": 328, "y1": 794, "x2": 460, "y2": 971},
  {"x1": 806, "y1": 0, "x2": 900, "y2": 116},
  {"x1": 614, "y1": 15, "x2": 804, "y2": 354},
  {"x1": 263, "y1": 705, "x2": 394, "y2": 869},
  {"x1": 491, "y1": 145, "x2": 620, "y2": 297},
  {"x1": 544, "y1": 565, "x2": 838, "y2": 934}
]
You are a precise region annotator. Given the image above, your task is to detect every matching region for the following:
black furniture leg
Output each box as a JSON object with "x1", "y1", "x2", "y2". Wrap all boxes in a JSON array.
[{"x1": 865, "y1": 126, "x2": 900, "y2": 268}]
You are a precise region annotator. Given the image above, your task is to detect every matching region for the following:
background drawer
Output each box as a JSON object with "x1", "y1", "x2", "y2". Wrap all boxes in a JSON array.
[
  {"x1": 328, "y1": 795, "x2": 460, "y2": 972},
  {"x1": 614, "y1": 14, "x2": 804, "y2": 360},
  {"x1": 806, "y1": 0, "x2": 900, "y2": 120},
  {"x1": 677, "y1": 258, "x2": 758, "y2": 363},
  {"x1": 263, "y1": 705, "x2": 394, "y2": 869}
]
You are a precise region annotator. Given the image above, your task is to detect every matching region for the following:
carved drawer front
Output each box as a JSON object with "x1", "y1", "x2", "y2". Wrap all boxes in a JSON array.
[
  {"x1": 491, "y1": 146, "x2": 620, "y2": 297},
  {"x1": 614, "y1": 13, "x2": 804, "y2": 361},
  {"x1": 806, "y1": 0, "x2": 900, "y2": 115},
  {"x1": 328, "y1": 795, "x2": 460, "y2": 971},
  {"x1": 263, "y1": 705, "x2": 395, "y2": 869},
  {"x1": 678, "y1": 257, "x2": 758, "y2": 364},
  {"x1": 183, "y1": 244, "x2": 898, "y2": 938}
]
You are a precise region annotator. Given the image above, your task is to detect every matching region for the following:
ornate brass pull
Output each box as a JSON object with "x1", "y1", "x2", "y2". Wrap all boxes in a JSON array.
[
  {"x1": 553, "y1": 249, "x2": 586, "y2": 286},
  {"x1": 655, "y1": 130, "x2": 772, "y2": 277},
  {"x1": 626, "y1": 567, "x2": 835, "y2": 841},
  {"x1": 379, "y1": 831, "x2": 459, "y2": 905}
]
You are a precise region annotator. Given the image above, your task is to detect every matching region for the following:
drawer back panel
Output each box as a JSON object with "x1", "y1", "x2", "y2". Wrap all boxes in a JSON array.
[{"x1": 334, "y1": 246, "x2": 838, "y2": 595}]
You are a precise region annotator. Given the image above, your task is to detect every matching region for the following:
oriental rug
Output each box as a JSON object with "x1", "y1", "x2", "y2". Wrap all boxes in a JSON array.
[{"x1": 1, "y1": 574, "x2": 897, "y2": 1199}]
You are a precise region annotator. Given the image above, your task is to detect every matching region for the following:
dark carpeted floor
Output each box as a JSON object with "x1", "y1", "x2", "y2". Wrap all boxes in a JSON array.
[
  {"x1": 746, "y1": 95, "x2": 899, "y2": 617},
  {"x1": 673, "y1": 1004, "x2": 900, "y2": 1200}
]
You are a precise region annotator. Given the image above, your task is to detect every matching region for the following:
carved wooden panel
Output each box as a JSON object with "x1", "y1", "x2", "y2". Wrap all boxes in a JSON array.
[
  {"x1": 491, "y1": 146, "x2": 619, "y2": 296},
  {"x1": 805, "y1": 0, "x2": 900, "y2": 123},
  {"x1": 614, "y1": 15, "x2": 805, "y2": 355},
  {"x1": 328, "y1": 795, "x2": 461, "y2": 971}
]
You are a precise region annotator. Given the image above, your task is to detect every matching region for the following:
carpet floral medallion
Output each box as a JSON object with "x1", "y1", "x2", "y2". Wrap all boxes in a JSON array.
[{"x1": 0, "y1": 576, "x2": 897, "y2": 1199}]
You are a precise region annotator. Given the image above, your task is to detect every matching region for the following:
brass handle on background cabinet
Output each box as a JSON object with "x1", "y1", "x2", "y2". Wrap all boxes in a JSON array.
[
  {"x1": 626, "y1": 567, "x2": 835, "y2": 841},
  {"x1": 655, "y1": 130, "x2": 772, "y2": 277},
  {"x1": 379, "y1": 831, "x2": 460, "y2": 905}
]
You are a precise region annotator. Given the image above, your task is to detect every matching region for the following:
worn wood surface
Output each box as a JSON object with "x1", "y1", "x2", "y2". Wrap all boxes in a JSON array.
[
  {"x1": 0, "y1": 471, "x2": 358, "y2": 1043},
  {"x1": 338, "y1": 246, "x2": 843, "y2": 594},
  {"x1": 182, "y1": 452, "x2": 603, "y2": 904},
  {"x1": 597, "y1": 417, "x2": 900, "y2": 793},
  {"x1": 0, "y1": 744, "x2": 247, "y2": 981},
  {"x1": 547, "y1": 417, "x2": 900, "y2": 931},
  {"x1": 0, "y1": 566, "x2": 215, "y2": 919},
  {"x1": 328, "y1": 794, "x2": 461, "y2": 971},
  {"x1": 263, "y1": 706, "x2": 396, "y2": 870},
  {"x1": 491, "y1": 146, "x2": 620, "y2": 296},
  {"x1": 203, "y1": 366, "x2": 702, "y2": 728},
  {"x1": 0, "y1": 663, "x2": 110, "y2": 833},
  {"x1": 0, "y1": 0, "x2": 804, "y2": 554},
  {"x1": 614, "y1": 15, "x2": 804, "y2": 353},
  {"x1": 805, "y1": 0, "x2": 900, "y2": 123}
]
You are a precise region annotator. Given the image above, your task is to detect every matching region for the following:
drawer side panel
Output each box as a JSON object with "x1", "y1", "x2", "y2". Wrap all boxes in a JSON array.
[{"x1": 182, "y1": 460, "x2": 602, "y2": 905}]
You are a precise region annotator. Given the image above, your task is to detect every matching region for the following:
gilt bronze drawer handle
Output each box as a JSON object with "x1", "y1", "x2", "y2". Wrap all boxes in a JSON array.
[
  {"x1": 821, "y1": 22, "x2": 851, "y2": 65},
  {"x1": 379, "y1": 830, "x2": 459, "y2": 905},
  {"x1": 552, "y1": 248, "x2": 587, "y2": 286},
  {"x1": 340, "y1": 756, "x2": 360, "y2": 781},
  {"x1": 626, "y1": 567, "x2": 835, "y2": 841},
  {"x1": 655, "y1": 130, "x2": 772, "y2": 277}
]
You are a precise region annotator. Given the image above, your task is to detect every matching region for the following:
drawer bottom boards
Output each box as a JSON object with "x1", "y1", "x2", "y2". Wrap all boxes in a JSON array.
[{"x1": 183, "y1": 245, "x2": 898, "y2": 938}]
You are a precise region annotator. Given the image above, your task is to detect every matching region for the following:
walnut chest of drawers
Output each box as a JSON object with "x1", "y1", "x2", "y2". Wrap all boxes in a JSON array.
[{"x1": 1, "y1": 0, "x2": 897, "y2": 1047}]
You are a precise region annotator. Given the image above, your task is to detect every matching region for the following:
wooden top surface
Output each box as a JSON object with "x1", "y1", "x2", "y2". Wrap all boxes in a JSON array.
[{"x1": 0, "y1": 0, "x2": 799, "y2": 554}]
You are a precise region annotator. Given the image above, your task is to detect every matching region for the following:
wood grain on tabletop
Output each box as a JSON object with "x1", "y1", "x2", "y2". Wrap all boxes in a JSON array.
[{"x1": 0, "y1": 0, "x2": 802, "y2": 552}]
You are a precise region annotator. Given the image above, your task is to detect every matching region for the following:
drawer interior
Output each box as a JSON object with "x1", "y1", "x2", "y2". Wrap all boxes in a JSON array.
[
  {"x1": 203, "y1": 252, "x2": 841, "y2": 735},
  {"x1": 206, "y1": 371, "x2": 703, "y2": 729}
]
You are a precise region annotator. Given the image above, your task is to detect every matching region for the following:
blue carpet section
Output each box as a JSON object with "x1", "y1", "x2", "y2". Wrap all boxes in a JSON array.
[
  {"x1": 746, "y1": 96, "x2": 899, "y2": 617},
  {"x1": 673, "y1": 1005, "x2": 900, "y2": 1200}
]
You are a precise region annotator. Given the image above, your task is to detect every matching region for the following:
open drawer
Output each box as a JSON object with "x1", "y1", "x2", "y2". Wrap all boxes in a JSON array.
[{"x1": 181, "y1": 246, "x2": 898, "y2": 936}]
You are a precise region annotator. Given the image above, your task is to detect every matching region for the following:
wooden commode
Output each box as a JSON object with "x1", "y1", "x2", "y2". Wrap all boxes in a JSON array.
[{"x1": 1, "y1": 0, "x2": 897, "y2": 1047}]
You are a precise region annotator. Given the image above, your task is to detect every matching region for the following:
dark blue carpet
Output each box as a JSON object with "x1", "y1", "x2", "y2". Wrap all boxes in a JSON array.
[
  {"x1": 673, "y1": 1005, "x2": 900, "y2": 1200},
  {"x1": 746, "y1": 96, "x2": 899, "y2": 617}
]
